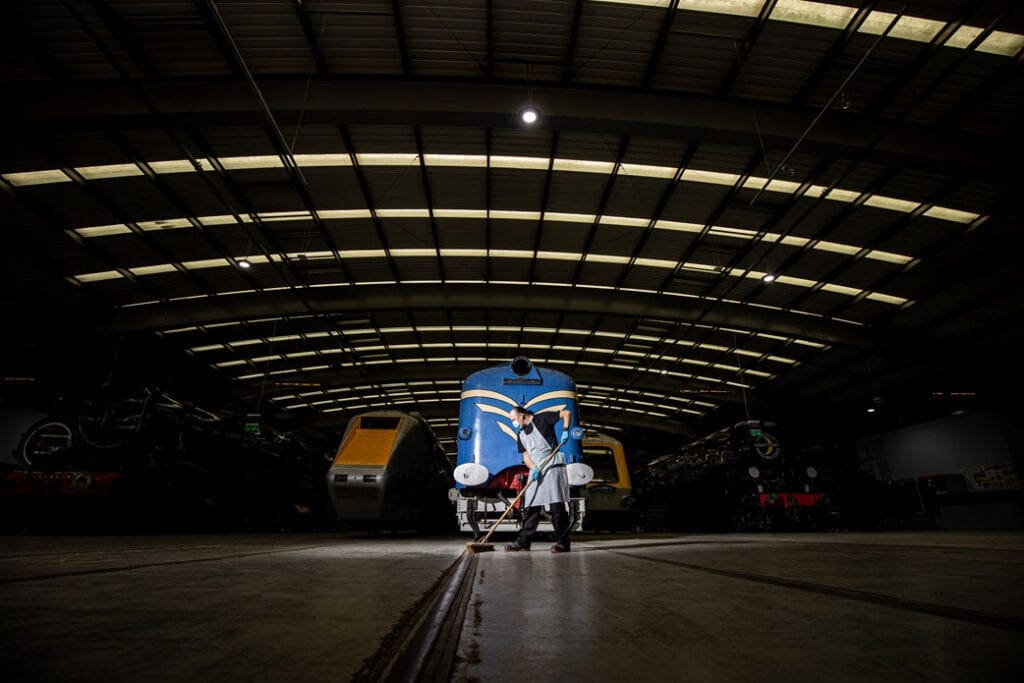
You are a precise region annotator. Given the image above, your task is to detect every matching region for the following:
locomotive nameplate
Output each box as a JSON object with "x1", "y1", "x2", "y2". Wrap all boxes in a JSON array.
[{"x1": 502, "y1": 378, "x2": 542, "y2": 385}]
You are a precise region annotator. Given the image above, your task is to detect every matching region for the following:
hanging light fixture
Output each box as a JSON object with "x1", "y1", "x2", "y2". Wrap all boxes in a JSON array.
[
  {"x1": 519, "y1": 106, "x2": 540, "y2": 125},
  {"x1": 518, "y1": 64, "x2": 540, "y2": 126}
]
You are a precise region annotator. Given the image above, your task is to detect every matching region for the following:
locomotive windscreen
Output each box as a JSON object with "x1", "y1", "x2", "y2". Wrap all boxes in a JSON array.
[
  {"x1": 359, "y1": 416, "x2": 402, "y2": 430},
  {"x1": 584, "y1": 446, "x2": 619, "y2": 484}
]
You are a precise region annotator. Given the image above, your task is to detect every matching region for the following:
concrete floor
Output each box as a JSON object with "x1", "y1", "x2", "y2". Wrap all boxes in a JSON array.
[
  {"x1": 457, "y1": 532, "x2": 1024, "y2": 682},
  {"x1": 1, "y1": 532, "x2": 1021, "y2": 681},
  {"x1": 0, "y1": 534, "x2": 461, "y2": 681}
]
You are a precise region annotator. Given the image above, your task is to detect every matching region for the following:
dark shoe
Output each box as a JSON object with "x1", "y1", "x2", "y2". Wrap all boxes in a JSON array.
[
  {"x1": 504, "y1": 543, "x2": 529, "y2": 552},
  {"x1": 550, "y1": 544, "x2": 570, "y2": 553}
]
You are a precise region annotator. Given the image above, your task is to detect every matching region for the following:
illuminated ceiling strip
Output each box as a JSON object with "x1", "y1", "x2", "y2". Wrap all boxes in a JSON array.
[
  {"x1": 284, "y1": 385, "x2": 712, "y2": 412},
  {"x1": 594, "y1": 0, "x2": 1024, "y2": 56},
  {"x1": 5, "y1": 156, "x2": 979, "y2": 227},
  {"x1": 69, "y1": 208, "x2": 914, "y2": 265},
  {"x1": 176, "y1": 319, "x2": 825, "y2": 351},
  {"x1": 135, "y1": 279, "x2": 863, "y2": 327},
  {"x1": 217, "y1": 341, "x2": 775, "y2": 378},
  {"x1": 314, "y1": 396, "x2": 677, "y2": 420},
  {"x1": 233, "y1": 354, "x2": 753, "y2": 389},
  {"x1": 75, "y1": 248, "x2": 909, "y2": 305}
]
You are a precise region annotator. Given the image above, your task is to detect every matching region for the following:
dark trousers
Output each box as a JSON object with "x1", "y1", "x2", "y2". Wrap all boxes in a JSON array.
[{"x1": 515, "y1": 502, "x2": 570, "y2": 549}]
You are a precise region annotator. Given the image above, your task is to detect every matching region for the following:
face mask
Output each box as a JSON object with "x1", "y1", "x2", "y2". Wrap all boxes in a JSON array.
[{"x1": 512, "y1": 419, "x2": 522, "y2": 429}]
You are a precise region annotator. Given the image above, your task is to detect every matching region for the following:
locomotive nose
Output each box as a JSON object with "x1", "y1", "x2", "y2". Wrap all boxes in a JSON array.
[{"x1": 510, "y1": 356, "x2": 533, "y2": 376}]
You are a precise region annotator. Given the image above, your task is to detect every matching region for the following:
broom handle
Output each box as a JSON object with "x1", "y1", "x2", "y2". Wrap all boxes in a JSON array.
[{"x1": 475, "y1": 443, "x2": 563, "y2": 546}]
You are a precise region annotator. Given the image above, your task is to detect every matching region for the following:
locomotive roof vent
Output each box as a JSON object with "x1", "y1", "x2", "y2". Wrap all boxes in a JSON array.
[{"x1": 510, "y1": 356, "x2": 533, "y2": 377}]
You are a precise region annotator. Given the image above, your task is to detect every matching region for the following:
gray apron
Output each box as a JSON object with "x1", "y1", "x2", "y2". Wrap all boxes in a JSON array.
[{"x1": 519, "y1": 421, "x2": 568, "y2": 508}]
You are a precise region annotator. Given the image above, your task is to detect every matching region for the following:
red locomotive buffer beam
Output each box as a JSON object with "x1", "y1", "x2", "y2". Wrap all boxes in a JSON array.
[
  {"x1": 758, "y1": 492, "x2": 824, "y2": 509},
  {"x1": 2, "y1": 471, "x2": 120, "y2": 497}
]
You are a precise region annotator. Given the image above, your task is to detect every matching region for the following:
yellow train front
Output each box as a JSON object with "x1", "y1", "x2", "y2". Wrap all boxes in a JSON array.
[
  {"x1": 327, "y1": 411, "x2": 455, "y2": 532},
  {"x1": 581, "y1": 431, "x2": 637, "y2": 532}
]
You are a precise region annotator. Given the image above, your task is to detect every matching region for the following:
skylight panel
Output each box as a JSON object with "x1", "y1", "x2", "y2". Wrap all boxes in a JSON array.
[
  {"x1": 423, "y1": 153, "x2": 487, "y2": 168},
  {"x1": 583, "y1": 253, "x2": 626, "y2": 265},
  {"x1": 433, "y1": 209, "x2": 487, "y2": 219},
  {"x1": 490, "y1": 156, "x2": 551, "y2": 171},
  {"x1": 182, "y1": 258, "x2": 230, "y2": 270},
  {"x1": 259, "y1": 210, "x2": 313, "y2": 222},
  {"x1": 75, "y1": 270, "x2": 123, "y2": 283},
  {"x1": 635, "y1": 256, "x2": 679, "y2": 269},
  {"x1": 129, "y1": 264, "x2": 178, "y2": 276},
  {"x1": 552, "y1": 159, "x2": 616, "y2": 174},
  {"x1": 681, "y1": 169, "x2": 740, "y2": 186},
  {"x1": 600, "y1": 215, "x2": 652, "y2": 228},
  {"x1": 595, "y1": 0, "x2": 1024, "y2": 56},
  {"x1": 773, "y1": 235, "x2": 808, "y2": 247},
  {"x1": 76, "y1": 163, "x2": 144, "y2": 181},
  {"x1": 148, "y1": 159, "x2": 209, "y2": 174},
  {"x1": 376, "y1": 208, "x2": 430, "y2": 219},
  {"x1": 316, "y1": 209, "x2": 372, "y2": 220},
  {"x1": 814, "y1": 240, "x2": 862, "y2": 256},
  {"x1": 618, "y1": 163, "x2": 678, "y2": 179},
  {"x1": 820, "y1": 283, "x2": 863, "y2": 296},
  {"x1": 865, "y1": 249, "x2": 913, "y2": 265},
  {"x1": 865, "y1": 292, "x2": 910, "y2": 305},
  {"x1": 75, "y1": 224, "x2": 131, "y2": 238},
  {"x1": 293, "y1": 154, "x2": 352, "y2": 167},
  {"x1": 859, "y1": 12, "x2": 944, "y2": 43},
  {"x1": 2, "y1": 169, "x2": 71, "y2": 186},
  {"x1": 219, "y1": 155, "x2": 282, "y2": 170},
  {"x1": 977, "y1": 31, "x2": 1024, "y2": 56},
  {"x1": 864, "y1": 195, "x2": 921, "y2": 213},
  {"x1": 922, "y1": 206, "x2": 980, "y2": 224},
  {"x1": 200, "y1": 214, "x2": 243, "y2": 226},
  {"x1": 440, "y1": 248, "x2": 489, "y2": 258},
  {"x1": 545, "y1": 211, "x2": 596, "y2": 224},
  {"x1": 356, "y1": 153, "x2": 419, "y2": 166},
  {"x1": 823, "y1": 188, "x2": 862, "y2": 203},
  {"x1": 743, "y1": 176, "x2": 802, "y2": 194},
  {"x1": 386, "y1": 248, "x2": 434, "y2": 258},
  {"x1": 655, "y1": 219, "x2": 703, "y2": 233},
  {"x1": 137, "y1": 218, "x2": 192, "y2": 231}
]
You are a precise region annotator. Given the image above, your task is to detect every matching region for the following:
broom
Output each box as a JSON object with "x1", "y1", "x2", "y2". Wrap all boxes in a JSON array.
[{"x1": 466, "y1": 444, "x2": 563, "y2": 554}]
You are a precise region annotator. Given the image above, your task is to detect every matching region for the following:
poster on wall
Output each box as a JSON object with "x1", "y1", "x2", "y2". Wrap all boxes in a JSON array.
[{"x1": 963, "y1": 463, "x2": 1021, "y2": 491}]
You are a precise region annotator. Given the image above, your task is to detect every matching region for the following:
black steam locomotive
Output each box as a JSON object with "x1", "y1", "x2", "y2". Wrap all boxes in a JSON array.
[
  {"x1": 640, "y1": 420, "x2": 834, "y2": 532},
  {"x1": 0, "y1": 385, "x2": 324, "y2": 532}
]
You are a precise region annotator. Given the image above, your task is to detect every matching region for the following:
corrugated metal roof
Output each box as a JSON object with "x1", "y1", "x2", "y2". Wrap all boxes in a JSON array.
[{"x1": 3, "y1": 0, "x2": 1021, "y2": 433}]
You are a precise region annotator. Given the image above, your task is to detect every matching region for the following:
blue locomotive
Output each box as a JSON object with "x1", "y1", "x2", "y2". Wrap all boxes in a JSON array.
[{"x1": 452, "y1": 357, "x2": 591, "y2": 534}]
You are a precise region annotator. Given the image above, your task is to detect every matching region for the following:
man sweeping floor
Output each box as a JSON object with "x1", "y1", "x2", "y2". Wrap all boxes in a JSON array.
[{"x1": 503, "y1": 405, "x2": 573, "y2": 553}]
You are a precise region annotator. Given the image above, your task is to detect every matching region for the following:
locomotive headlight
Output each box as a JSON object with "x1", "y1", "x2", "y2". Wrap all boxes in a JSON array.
[
  {"x1": 454, "y1": 463, "x2": 489, "y2": 486},
  {"x1": 748, "y1": 466, "x2": 760, "y2": 479},
  {"x1": 806, "y1": 466, "x2": 818, "y2": 479}
]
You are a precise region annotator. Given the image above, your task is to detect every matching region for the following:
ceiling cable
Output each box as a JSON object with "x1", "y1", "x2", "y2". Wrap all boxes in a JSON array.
[
  {"x1": 204, "y1": 0, "x2": 310, "y2": 188},
  {"x1": 731, "y1": 40, "x2": 774, "y2": 178},
  {"x1": 709, "y1": 238, "x2": 752, "y2": 422},
  {"x1": 748, "y1": 5, "x2": 906, "y2": 206},
  {"x1": 290, "y1": 11, "x2": 329, "y2": 155}
]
